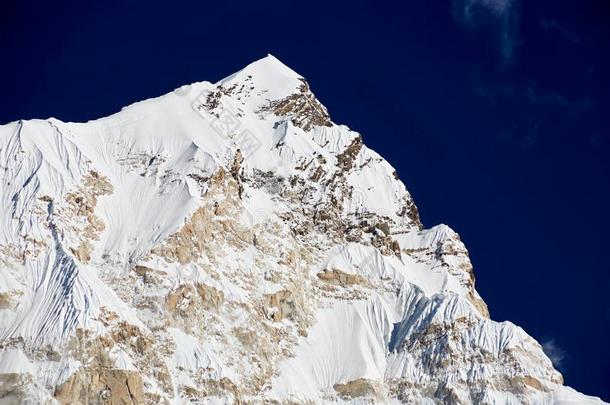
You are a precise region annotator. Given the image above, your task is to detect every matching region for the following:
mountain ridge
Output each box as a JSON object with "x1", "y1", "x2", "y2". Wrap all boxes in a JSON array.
[{"x1": 0, "y1": 55, "x2": 605, "y2": 404}]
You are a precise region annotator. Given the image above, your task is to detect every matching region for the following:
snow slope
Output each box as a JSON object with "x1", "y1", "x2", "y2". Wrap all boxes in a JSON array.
[{"x1": 0, "y1": 55, "x2": 605, "y2": 404}]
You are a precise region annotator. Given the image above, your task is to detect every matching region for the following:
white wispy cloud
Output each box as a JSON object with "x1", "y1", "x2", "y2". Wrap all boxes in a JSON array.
[
  {"x1": 542, "y1": 339, "x2": 567, "y2": 370},
  {"x1": 452, "y1": 0, "x2": 521, "y2": 64},
  {"x1": 542, "y1": 17, "x2": 581, "y2": 43},
  {"x1": 473, "y1": 80, "x2": 596, "y2": 115}
]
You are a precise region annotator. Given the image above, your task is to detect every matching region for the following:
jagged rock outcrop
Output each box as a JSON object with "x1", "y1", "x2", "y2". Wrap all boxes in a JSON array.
[{"x1": 54, "y1": 368, "x2": 144, "y2": 405}]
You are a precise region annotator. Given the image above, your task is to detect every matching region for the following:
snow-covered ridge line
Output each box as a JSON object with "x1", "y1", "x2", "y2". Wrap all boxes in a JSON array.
[{"x1": 0, "y1": 55, "x2": 605, "y2": 404}]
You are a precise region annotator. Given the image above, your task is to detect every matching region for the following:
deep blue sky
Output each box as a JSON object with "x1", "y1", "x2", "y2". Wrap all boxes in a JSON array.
[{"x1": 2, "y1": 0, "x2": 608, "y2": 400}]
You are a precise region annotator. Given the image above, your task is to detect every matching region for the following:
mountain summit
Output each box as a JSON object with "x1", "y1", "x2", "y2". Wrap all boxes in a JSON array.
[{"x1": 0, "y1": 56, "x2": 605, "y2": 404}]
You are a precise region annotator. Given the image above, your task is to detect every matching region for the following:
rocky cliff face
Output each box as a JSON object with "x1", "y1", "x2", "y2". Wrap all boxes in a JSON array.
[{"x1": 0, "y1": 55, "x2": 605, "y2": 404}]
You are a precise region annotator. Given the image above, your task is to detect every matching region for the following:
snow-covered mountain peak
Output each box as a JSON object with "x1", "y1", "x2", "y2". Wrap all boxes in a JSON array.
[
  {"x1": 0, "y1": 57, "x2": 606, "y2": 404},
  {"x1": 221, "y1": 54, "x2": 303, "y2": 87}
]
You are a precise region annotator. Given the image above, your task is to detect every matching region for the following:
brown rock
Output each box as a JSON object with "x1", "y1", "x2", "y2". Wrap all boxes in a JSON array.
[
  {"x1": 317, "y1": 269, "x2": 369, "y2": 288},
  {"x1": 264, "y1": 289, "x2": 295, "y2": 321},
  {"x1": 195, "y1": 283, "x2": 224, "y2": 310},
  {"x1": 333, "y1": 378, "x2": 383, "y2": 400},
  {"x1": 55, "y1": 368, "x2": 144, "y2": 405}
]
